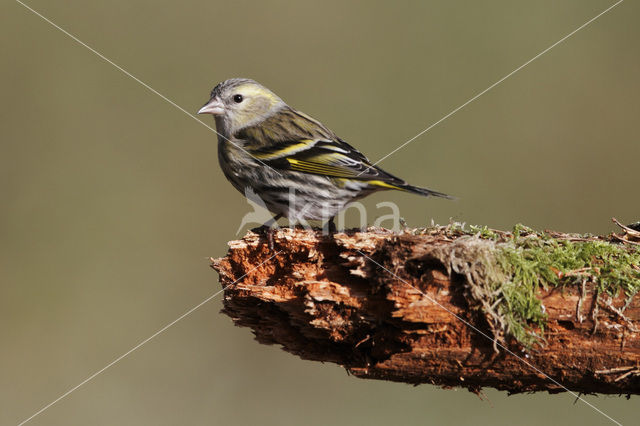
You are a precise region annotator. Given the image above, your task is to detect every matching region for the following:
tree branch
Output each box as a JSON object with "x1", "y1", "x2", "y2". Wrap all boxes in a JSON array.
[{"x1": 211, "y1": 226, "x2": 640, "y2": 395}]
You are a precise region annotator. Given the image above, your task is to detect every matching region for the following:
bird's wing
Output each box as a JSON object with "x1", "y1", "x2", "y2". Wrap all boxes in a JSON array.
[
  {"x1": 253, "y1": 137, "x2": 407, "y2": 188},
  {"x1": 238, "y1": 107, "x2": 408, "y2": 189}
]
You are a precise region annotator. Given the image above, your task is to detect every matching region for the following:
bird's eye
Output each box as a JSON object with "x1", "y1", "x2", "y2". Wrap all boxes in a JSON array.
[{"x1": 233, "y1": 94, "x2": 243, "y2": 103}]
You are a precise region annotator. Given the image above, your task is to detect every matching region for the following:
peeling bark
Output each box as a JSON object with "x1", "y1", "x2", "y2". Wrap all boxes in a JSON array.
[{"x1": 211, "y1": 228, "x2": 640, "y2": 395}]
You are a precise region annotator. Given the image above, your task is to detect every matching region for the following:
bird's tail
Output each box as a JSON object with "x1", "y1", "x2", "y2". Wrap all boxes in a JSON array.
[{"x1": 400, "y1": 183, "x2": 455, "y2": 200}]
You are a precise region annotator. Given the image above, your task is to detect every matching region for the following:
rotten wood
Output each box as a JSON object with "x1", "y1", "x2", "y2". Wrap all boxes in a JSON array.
[{"x1": 211, "y1": 228, "x2": 640, "y2": 395}]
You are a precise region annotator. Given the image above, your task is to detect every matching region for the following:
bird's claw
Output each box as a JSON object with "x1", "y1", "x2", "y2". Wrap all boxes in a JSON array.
[{"x1": 251, "y1": 225, "x2": 276, "y2": 250}]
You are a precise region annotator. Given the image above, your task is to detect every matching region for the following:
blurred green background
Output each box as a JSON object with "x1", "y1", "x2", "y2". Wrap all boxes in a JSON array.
[{"x1": 1, "y1": 0, "x2": 638, "y2": 425}]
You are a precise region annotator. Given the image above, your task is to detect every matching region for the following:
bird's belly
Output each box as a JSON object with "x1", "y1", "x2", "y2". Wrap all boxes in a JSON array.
[
  {"x1": 261, "y1": 188, "x2": 354, "y2": 221},
  {"x1": 218, "y1": 143, "x2": 373, "y2": 221}
]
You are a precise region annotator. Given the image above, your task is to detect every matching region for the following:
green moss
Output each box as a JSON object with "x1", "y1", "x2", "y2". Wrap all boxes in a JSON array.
[
  {"x1": 427, "y1": 222, "x2": 640, "y2": 347},
  {"x1": 468, "y1": 224, "x2": 500, "y2": 240},
  {"x1": 493, "y1": 225, "x2": 640, "y2": 346}
]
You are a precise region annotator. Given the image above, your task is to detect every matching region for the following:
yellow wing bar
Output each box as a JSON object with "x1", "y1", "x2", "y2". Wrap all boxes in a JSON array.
[
  {"x1": 366, "y1": 180, "x2": 404, "y2": 190},
  {"x1": 286, "y1": 159, "x2": 405, "y2": 193},
  {"x1": 286, "y1": 158, "x2": 361, "y2": 177},
  {"x1": 252, "y1": 139, "x2": 315, "y2": 160}
]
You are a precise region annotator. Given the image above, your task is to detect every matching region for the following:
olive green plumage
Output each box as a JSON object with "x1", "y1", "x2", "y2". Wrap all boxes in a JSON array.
[{"x1": 198, "y1": 78, "x2": 451, "y2": 224}]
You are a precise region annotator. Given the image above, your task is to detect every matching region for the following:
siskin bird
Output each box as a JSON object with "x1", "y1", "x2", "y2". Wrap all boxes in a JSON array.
[{"x1": 198, "y1": 78, "x2": 452, "y2": 232}]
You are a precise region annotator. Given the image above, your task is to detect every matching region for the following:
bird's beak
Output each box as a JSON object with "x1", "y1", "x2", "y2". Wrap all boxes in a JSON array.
[{"x1": 198, "y1": 98, "x2": 225, "y2": 115}]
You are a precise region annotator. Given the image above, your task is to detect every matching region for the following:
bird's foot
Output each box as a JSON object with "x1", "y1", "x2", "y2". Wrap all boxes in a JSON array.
[
  {"x1": 327, "y1": 217, "x2": 337, "y2": 234},
  {"x1": 250, "y1": 214, "x2": 283, "y2": 250},
  {"x1": 251, "y1": 225, "x2": 277, "y2": 250},
  {"x1": 266, "y1": 227, "x2": 275, "y2": 250}
]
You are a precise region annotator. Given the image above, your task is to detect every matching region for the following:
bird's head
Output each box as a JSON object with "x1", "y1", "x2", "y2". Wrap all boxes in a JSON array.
[{"x1": 198, "y1": 78, "x2": 285, "y2": 135}]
